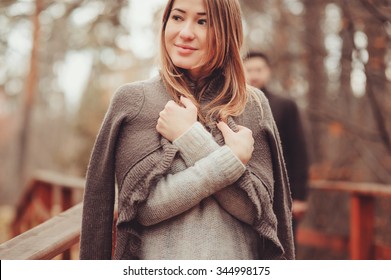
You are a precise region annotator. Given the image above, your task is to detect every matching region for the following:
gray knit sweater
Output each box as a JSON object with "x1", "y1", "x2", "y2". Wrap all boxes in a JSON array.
[
  {"x1": 79, "y1": 75, "x2": 294, "y2": 260},
  {"x1": 138, "y1": 122, "x2": 258, "y2": 259}
]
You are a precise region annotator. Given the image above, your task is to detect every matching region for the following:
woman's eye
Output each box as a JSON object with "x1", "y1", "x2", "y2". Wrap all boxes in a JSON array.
[
  {"x1": 172, "y1": 15, "x2": 182, "y2": 21},
  {"x1": 198, "y1": 19, "x2": 207, "y2": 25}
]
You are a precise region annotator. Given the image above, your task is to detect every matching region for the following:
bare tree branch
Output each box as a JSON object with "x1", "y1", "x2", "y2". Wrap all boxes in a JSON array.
[
  {"x1": 342, "y1": 0, "x2": 391, "y2": 154},
  {"x1": 359, "y1": 0, "x2": 391, "y2": 24},
  {"x1": 306, "y1": 108, "x2": 382, "y2": 143},
  {"x1": 365, "y1": 73, "x2": 391, "y2": 153}
]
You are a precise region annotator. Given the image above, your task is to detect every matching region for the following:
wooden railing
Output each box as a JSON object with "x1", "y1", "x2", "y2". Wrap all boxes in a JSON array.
[
  {"x1": 11, "y1": 170, "x2": 85, "y2": 237},
  {"x1": 1, "y1": 177, "x2": 391, "y2": 260},
  {"x1": 297, "y1": 180, "x2": 391, "y2": 260},
  {"x1": 0, "y1": 203, "x2": 82, "y2": 260},
  {"x1": 3, "y1": 170, "x2": 85, "y2": 259}
]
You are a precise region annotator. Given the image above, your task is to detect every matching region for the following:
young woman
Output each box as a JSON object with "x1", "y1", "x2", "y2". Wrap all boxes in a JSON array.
[{"x1": 80, "y1": 0, "x2": 294, "y2": 260}]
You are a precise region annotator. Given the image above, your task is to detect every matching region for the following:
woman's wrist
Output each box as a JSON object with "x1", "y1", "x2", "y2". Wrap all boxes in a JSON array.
[{"x1": 173, "y1": 122, "x2": 220, "y2": 165}]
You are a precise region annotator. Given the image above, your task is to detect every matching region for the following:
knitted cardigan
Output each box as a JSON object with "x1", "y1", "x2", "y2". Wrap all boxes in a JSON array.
[{"x1": 79, "y1": 75, "x2": 294, "y2": 260}]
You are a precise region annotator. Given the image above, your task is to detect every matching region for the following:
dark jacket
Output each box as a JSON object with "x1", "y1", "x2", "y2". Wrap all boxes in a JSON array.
[{"x1": 262, "y1": 89, "x2": 309, "y2": 201}]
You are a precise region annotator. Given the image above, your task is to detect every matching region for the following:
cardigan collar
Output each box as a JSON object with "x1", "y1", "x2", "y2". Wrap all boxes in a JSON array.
[{"x1": 185, "y1": 71, "x2": 225, "y2": 103}]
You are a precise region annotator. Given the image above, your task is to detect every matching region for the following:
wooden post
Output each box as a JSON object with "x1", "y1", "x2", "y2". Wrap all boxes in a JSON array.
[
  {"x1": 61, "y1": 187, "x2": 73, "y2": 259},
  {"x1": 61, "y1": 188, "x2": 73, "y2": 211},
  {"x1": 37, "y1": 182, "x2": 54, "y2": 214},
  {"x1": 350, "y1": 194, "x2": 375, "y2": 259}
]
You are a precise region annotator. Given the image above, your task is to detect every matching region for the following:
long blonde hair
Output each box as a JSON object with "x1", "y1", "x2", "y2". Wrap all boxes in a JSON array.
[{"x1": 159, "y1": 0, "x2": 257, "y2": 123}]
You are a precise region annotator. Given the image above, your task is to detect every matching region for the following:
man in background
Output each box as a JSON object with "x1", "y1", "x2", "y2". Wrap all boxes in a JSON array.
[{"x1": 244, "y1": 52, "x2": 309, "y2": 249}]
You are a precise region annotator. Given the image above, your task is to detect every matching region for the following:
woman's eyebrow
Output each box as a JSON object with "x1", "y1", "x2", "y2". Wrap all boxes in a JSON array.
[{"x1": 172, "y1": 8, "x2": 206, "y2": 15}]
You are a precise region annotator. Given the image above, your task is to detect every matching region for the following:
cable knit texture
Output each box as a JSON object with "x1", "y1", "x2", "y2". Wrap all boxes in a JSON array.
[{"x1": 79, "y1": 75, "x2": 294, "y2": 260}]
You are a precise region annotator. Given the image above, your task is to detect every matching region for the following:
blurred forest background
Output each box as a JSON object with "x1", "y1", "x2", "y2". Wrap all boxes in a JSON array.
[{"x1": 0, "y1": 0, "x2": 390, "y2": 259}]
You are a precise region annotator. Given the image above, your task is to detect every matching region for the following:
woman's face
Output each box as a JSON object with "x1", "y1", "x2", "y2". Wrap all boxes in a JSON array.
[{"x1": 164, "y1": 0, "x2": 210, "y2": 79}]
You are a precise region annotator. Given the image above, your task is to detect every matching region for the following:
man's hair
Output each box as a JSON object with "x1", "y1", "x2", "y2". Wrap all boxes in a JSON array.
[{"x1": 244, "y1": 51, "x2": 271, "y2": 67}]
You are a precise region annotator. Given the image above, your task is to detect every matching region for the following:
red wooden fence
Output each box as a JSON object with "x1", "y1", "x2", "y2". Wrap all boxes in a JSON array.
[{"x1": 1, "y1": 173, "x2": 390, "y2": 260}]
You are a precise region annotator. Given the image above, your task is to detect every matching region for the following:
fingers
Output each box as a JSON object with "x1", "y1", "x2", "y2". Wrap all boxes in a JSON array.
[
  {"x1": 156, "y1": 116, "x2": 164, "y2": 134},
  {"x1": 216, "y1": 121, "x2": 233, "y2": 138},
  {"x1": 236, "y1": 125, "x2": 251, "y2": 132},
  {"x1": 180, "y1": 96, "x2": 196, "y2": 111},
  {"x1": 237, "y1": 125, "x2": 253, "y2": 137},
  {"x1": 157, "y1": 98, "x2": 197, "y2": 141},
  {"x1": 217, "y1": 123, "x2": 252, "y2": 134},
  {"x1": 165, "y1": 98, "x2": 195, "y2": 111},
  {"x1": 165, "y1": 100, "x2": 178, "y2": 110}
]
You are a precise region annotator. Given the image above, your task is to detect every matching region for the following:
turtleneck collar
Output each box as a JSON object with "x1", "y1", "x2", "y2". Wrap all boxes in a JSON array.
[{"x1": 185, "y1": 71, "x2": 225, "y2": 103}]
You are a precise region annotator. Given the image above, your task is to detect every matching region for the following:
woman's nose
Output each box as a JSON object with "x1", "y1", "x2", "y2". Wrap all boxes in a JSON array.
[{"x1": 179, "y1": 22, "x2": 195, "y2": 40}]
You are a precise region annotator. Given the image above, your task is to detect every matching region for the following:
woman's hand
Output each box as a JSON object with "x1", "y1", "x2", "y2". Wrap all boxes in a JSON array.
[
  {"x1": 217, "y1": 122, "x2": 254, "y2": 165},
  {"x1": 156, "y1": 96, "x2": 198, "y2": 142}
]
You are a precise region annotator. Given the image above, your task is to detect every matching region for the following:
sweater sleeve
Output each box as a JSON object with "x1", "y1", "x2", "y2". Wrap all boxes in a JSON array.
[
  {"x1": 136, "y1": 144, "x2": 246, "y2": 226},
  {"x1": 171, "y1": 122, "x2": 256, "y2": 225},
  {"x1": 245, "y1": 89, "x2": 295, "y2": 260},
  {"x1": 80, "y1": 85, "x2": 144, "y2": 260}
]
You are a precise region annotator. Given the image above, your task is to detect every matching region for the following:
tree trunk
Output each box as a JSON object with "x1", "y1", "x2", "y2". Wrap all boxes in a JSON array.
[
  {"x1": 339, "y1": 1, "x2": 354, "y2": 117},
  {"x1": 303, "y1": 0, "x2": 328, "y2": 163},
  {"x1": 17, "y1": 0, "x2": 42, "y2": 187},
  {"x1": 363, "y1": 3, "x2": 391, "y2": 154}
]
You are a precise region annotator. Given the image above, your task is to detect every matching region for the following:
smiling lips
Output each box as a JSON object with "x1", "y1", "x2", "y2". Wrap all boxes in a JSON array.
[{"x1": 175, "y1": 44, "x2": 197, "y2": 55}]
